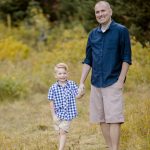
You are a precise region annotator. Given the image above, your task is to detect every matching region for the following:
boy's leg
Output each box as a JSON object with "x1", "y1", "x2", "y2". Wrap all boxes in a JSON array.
[
  {"x1": 58, "y1": 120, "x2": 71, "y2": 150},
  {"x1": 59, "y1": 129, "x2": 67, "y2": 150}
]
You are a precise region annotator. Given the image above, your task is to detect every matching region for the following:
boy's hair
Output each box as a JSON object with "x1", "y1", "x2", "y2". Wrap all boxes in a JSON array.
[{"x1": 54, "y1": 63, "x2": 68, "y2": 73}]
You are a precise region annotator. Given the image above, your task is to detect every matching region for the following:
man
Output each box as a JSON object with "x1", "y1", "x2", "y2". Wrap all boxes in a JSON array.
[{"x1": 79, "y1": 1, "x2": 132, "y2": 150}]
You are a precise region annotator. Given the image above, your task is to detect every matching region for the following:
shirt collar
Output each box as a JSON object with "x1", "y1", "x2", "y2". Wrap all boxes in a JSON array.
[
  {"x1": 97, "y1": 20, "x2": 115, "y2": 33},
  {"x1": 56, "y1": 80, "x2": 69, "y2": 87}
]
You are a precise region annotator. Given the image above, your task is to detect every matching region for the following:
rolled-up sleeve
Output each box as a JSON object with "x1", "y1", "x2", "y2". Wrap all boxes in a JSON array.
[
  {"x1": 121, "y1": 28, "x2": 132, "y2": 65},
  {"x1": 82, "y1": 35, "x2": 93, "y2": 66}
]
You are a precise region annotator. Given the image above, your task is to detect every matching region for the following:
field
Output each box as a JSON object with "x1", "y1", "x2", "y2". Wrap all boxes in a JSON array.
[{"x1": 0, "y1": 23, "x2": 150, "y2": 150}]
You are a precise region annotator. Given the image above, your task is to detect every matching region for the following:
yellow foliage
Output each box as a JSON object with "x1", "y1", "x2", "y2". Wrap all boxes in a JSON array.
[
  {"x1": 0, "y1": 36, "x2": 30, "y2": 61},
  {"x1": 0, "y1": 22, "x2": 150, "y2": 150}
]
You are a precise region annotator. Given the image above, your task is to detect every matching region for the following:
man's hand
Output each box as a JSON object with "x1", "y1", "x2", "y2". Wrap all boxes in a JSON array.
[
  {"x1": 115, "y1": 80, "x2": 124, "y2": 89},
  {"x1": 79, "y1": 83, "x2": 85, "y2": 91},
  {"x1": 76, "y1": 83, "x2": 85, "y2": 99}
]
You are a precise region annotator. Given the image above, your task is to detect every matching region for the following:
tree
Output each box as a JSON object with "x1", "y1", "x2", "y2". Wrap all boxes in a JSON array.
[
  {"x1": 0, "y1": 0, "x2": 149, "y2": 45},
  {"x1": 110, "y1": 0, "x2": 150, "y2": 45},
  {"x1": 0, "y1": 0, "x2": 29, "y2": 25}
]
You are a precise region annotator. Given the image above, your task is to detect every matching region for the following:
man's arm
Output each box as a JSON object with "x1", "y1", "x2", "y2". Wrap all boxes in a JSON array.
[
  {"x1": 79, "y1": 63, "x2": 91, "y2": 90},
  {"x1": 117, "y1": 62, "x2": 130, "y2": 88},
  {"x1": 76, "y1": 64, "x2": 91, "y2": 99}
]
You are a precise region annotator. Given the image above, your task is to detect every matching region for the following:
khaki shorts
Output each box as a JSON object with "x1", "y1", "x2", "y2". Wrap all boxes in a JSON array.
[
  {"x1": 90, "y1": 82, "x2": 124, "y2": 123},
  {"x1": 53, "y1": 116, "x2": 71, "y2": 132}
]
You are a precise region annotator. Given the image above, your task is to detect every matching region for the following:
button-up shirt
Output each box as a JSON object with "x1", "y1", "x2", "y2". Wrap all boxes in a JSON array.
[
  {"x1": 48, "y1": 80, "x2": 78, "y2": 121},
  {"x1": 83, "y1": 20, "x2": 132, "y2": 88}
]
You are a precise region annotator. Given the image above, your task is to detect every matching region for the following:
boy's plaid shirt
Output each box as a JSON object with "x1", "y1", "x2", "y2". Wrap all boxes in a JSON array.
[{"x1": 48, "y1": 80, "x2": 78, "y2": 121}]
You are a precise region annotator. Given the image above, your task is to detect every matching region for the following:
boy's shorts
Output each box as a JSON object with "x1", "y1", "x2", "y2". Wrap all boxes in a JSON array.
[
  {"x1": 53, "y1": 116, "x2": 71, "y2": 133},
  {"x1": 90, "y1": 82, "x2": 124, "y2": 124}
]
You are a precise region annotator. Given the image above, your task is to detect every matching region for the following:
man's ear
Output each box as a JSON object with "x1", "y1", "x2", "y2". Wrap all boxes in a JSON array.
[{"x1": 110, "y1": 8, "x2": 112, "y2": 16}]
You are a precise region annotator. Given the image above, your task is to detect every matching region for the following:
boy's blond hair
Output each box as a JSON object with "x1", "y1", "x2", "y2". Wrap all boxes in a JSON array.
[{"x1": 54, "y1": 63, "x2": 68, "y2": 73}]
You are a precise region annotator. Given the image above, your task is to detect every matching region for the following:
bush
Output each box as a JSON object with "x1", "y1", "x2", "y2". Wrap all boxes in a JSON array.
[
  {"x1": 0, "y1": 76, "x2": 28, "y2": 101},
  {"x1": 0, "y1": 36, "x2": 30, "y2": 61}
]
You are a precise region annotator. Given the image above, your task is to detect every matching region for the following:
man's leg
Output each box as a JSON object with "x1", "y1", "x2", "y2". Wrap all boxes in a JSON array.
[
  {"x1": 100, "y1": 123, "x2": 121, "y2": 150},
  {"x1": 100, "y1": 123, "x2": 112, "y2": 150},
  {"x1": 110, "y1": 123, "x2": 120, "y2": 150},
  {"x1": 101, "y1": 82, "x2": 124, "y2": 150}
]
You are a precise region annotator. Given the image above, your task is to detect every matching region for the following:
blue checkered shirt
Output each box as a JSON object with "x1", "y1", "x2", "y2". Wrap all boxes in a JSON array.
[{"x1": 48, "y1": 80, "x2": 78, "y2": 121}]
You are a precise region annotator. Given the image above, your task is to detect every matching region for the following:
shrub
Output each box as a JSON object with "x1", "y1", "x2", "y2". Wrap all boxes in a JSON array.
[
  {"x1": 0, "y1": 76, "x2": 28, "y2": 101},
  {"x1": 0, "y1": 36, "x2": 30, "y2": 61}
]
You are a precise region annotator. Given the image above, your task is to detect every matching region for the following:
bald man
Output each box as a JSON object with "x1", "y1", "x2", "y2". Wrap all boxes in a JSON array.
[{"x1": 79, "y1": 1, "x2": 132, "y2": 150}]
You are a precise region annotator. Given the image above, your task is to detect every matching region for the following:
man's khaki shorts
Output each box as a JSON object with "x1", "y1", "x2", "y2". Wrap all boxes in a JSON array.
[
  {"x1": 53, "y1": 116, "x2": 71, "y2": 132},
  {"x1": 90, "y1": 82, "x2": 124, "y2": 123}
]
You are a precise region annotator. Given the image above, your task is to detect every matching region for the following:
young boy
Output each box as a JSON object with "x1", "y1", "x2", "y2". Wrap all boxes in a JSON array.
[{"x1": 48, "y1": 63, "x2": 84, "y2": 150}]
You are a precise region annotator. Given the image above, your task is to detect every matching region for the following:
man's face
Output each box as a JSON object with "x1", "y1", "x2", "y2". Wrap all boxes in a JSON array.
[{"x1": 95, "y1": 2, "x2": 112, "y2": 25}]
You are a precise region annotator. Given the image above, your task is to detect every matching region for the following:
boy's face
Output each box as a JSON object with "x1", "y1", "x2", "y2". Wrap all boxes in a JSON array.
[{"x1": 55, "y1": 68, "x2": 68, "y2": 84}]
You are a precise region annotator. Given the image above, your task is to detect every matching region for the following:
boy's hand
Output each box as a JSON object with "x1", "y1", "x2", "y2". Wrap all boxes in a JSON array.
[
  {"x1": 76, "y1": 84, "x2": 85, "y2": 99},
  {"x1": 53, "y1": 115, "x2": 59, "y2": 123}
]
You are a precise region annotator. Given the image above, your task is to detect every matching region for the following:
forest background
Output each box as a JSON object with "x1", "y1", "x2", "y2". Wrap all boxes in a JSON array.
[{"x1": 0, "y1": 0, "x2": 149, "y2": 150}]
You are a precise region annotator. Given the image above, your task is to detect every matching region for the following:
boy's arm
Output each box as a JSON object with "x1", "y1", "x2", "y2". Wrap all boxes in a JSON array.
[{"x1": 49, "y1": 101, "x2": 56, "y2": 119}]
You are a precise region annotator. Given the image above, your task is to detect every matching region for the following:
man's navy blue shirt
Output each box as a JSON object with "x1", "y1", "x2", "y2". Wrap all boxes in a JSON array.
[{"x1": 83, "y1": 20, "x2": 132, "y2": 88}]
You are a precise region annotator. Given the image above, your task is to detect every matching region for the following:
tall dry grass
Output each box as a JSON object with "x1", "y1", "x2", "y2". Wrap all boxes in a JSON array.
[{"x1": 0, "y1": 22, "x2": 150, "y2": 149}]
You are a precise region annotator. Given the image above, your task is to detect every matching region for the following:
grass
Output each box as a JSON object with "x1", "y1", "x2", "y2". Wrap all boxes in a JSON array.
[
  {"x1": 0, "y1": 93, "x2": 107, "y2": 150},
  {"x1": 0, "y1": 22, "x2": 150, "y2": 150},
  {"x1": 0, "y1": 87, "x2": 149, "y2": 150}
]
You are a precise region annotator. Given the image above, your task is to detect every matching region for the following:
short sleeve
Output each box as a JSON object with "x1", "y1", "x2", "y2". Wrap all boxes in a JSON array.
[
  {"x1": 70, "y1": 81, "x2": 78, "y2": 96},
  {"x1": 48, "y1": 86, "x2": 55, "y2": 101}
]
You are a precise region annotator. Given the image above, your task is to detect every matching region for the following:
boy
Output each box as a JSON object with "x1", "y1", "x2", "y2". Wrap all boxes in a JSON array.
[{"x1": 48, "y1": 63, "x2": 84, "y2": 150}]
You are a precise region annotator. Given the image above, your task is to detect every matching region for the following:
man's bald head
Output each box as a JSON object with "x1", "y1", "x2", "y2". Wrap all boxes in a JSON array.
[{"x1": 95, "y1": 1, "x2": 112, "y2": 10}]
